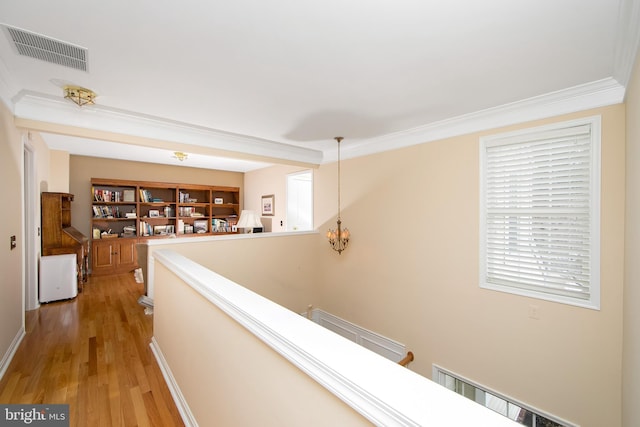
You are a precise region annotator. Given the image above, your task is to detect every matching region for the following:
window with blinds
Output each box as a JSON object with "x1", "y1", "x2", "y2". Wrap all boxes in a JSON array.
[{"x1": 479, "y1": 116, "x2": 601, "y2": 309}]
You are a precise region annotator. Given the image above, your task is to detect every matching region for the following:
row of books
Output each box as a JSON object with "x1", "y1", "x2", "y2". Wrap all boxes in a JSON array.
[
  {"x1": 93, "y1": 188, "x2": 135, "y2": 203},
  {"x1": 179, "y1": 192, "x2": 198, "y2": 203},
  {"x1": 212, "y1": 219, "x2": 235, "y2": 233},
  {"x1": 93, "y1": 205, "x2": 120, "y2": 218},
  {"x1": 139, "y1": 189, "x2": 166, "y2": 203},
  {"x1": 178, "y1": 206, "x2": 205, "y2": 217},
  {"x1": 138, "y1": 220, "x2": 210, "y2": 235}
]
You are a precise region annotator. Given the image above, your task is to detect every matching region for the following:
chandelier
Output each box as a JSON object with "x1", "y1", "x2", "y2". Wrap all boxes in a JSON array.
[
  {"x1": 327, "y1": 136, "x2": 350, "y2": 254},
  {"x1": 63, "y1": 85, "x2": 96, "y2": 107}
]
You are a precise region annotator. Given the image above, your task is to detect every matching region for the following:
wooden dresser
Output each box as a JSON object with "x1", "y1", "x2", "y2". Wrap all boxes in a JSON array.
[{"x1": 41, "y1": 192, "x2": 89, "y2": 290}]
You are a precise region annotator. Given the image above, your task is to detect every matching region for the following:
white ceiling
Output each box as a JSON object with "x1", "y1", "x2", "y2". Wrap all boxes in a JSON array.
[{"x1": 0, "y1": 0, "x2": 638, "y2": 172}]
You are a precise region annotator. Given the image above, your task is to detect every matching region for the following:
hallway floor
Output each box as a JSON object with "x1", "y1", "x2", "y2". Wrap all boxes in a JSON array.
[{"x1": 0, "y1": 272, "x2": 184, "y2": 426}]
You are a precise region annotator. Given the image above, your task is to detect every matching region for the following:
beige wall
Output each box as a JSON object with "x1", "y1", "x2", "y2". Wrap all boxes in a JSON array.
[
  {"x1": 48, "y1": 150, "x2": 70, "y2": 193},
  {"x1": 153, "y1": 260, "x2": 371, "y2": 427},
  {"x1": 1, "y1": 97, "x2": 627, "y2": 425},
  {"x1": 69, "y1": 155, "x2": 244, "y2": 238},
  {"x1": 0, "y1": 101, "x2": 25, "y2": 368},
  {"x1": 243, "y1": 164, "x2": 313, "y2": 232},
  {"x1": 303, "y1": 105, "x2": 625, "y2": 427},
  {"x1": 145, "y1": 233, "x2": 322, "y2": 312},
  {"x1": 623, "y1": 50, "x2": 640, "y2": 426}
]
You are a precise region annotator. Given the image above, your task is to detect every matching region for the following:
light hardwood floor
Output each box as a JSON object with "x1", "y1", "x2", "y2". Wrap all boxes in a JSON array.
[{"x1": 0, "y1": 273, "x2": 185, "y2": 427}]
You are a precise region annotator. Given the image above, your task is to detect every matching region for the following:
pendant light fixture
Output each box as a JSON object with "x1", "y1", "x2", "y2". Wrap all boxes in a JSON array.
[{"x1": 326, "y1": 136, "x2": 350, "y2": 254}]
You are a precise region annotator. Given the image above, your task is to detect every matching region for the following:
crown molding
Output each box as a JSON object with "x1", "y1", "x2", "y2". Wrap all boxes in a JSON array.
[
  {"x1": 12, "y1": 91, "x2": 324, "y2": 166},
  {"x1": 0, "y1": 56, "x2": 17, "y2": 113},
  {"x1": 613, "y1": 0, "x2": 640, "y2": 88},
  {"x1": 340, "y1": 78, "x2": 626, "y2": 161},
  {"x1": 7, "y1": 74, "x2": 629, "y2": 166}
]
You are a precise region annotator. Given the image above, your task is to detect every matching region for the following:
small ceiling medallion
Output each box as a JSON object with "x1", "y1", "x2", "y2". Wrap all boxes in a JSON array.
[
  {"x1": 63, "y1": 85, "x2": 96, "y2": 107},
  {"x1": 173, "y1": 151, "x2": 188, "y2": 161}
]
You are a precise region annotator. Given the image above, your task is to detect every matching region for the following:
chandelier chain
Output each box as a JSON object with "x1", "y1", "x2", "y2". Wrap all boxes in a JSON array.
[{"x1": 336, "y1": 136, "x2": 342, "y2": 220}]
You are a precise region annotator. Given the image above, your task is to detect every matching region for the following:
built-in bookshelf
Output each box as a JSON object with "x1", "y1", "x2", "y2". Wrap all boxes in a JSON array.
[
  {"x1": 91, "y1": 178, "x2": 240, "y2": 239},
  {"x1": 90, "y1": 178, "x2": 240, "y2": 275}
]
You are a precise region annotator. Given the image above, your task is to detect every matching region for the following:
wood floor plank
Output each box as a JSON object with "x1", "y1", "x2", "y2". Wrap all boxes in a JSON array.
[{"x1": 0, "y1": 273, "x2": 185, "y2": 426}]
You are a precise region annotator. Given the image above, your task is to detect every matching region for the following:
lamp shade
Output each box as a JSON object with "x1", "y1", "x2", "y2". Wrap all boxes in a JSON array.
[{"x1": 236, "y1": 210, "x2": 262, "y2": 228}]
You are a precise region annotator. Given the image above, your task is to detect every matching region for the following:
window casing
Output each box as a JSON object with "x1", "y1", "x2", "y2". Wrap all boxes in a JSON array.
[
  {"x1": 432, "y1": 365, "x2": 576, "y2": 427},
  {"x1": 479, "y1": 116, "x2": 600, "y2": 309}
]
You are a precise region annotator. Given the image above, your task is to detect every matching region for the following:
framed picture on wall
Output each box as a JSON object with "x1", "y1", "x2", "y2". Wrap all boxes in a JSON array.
[{"x1": 261, "y1": 194, "x2": 275, "y2": 216}]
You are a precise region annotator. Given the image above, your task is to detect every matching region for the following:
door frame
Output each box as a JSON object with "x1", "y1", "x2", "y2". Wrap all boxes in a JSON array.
[{"x1": 23, "y1": 137, "x2": 39, "y2": 311}]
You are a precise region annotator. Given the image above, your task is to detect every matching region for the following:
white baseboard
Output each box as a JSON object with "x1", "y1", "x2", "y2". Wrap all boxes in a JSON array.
[
  {"x1": 150, "y1": 337, "x2": 198, "y2": 427},
  {"x1": 305, "y1": 308, "x2": 406, "y2": 363},
  {"x1": 0, "y1": 327, "x2": 25, "y2": 381}
]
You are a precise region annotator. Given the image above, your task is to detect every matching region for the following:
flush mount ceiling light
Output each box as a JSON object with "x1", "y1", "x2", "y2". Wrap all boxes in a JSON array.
[
  {"x1": 173, "y1": 151, "x2": 188, "y2": 161},
  {"x1": 63, "y1": 85, "x2": 96, "y2": 107}
]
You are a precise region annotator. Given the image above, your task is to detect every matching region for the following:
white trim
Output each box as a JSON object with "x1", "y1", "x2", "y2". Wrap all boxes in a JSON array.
[
  {"x1": 152, "y1": 249, "x2": 519, "y2": 426},
  {"x1": 12, "y1": 91, "x2": 323, "y2": 166},
  {"x1": 432, "y1": 364, "x2": 579, "y2": 427},
  {"x1": 149, "y1": 337, "x2": 198, "y2": 427},
  {"x1": 341, "y1": 79, "x2": 623, "y2": 162},
  {"x1": 0, "y1": 327, "x2": 25, "y2": 381},
  {"x1": 307, "y1": 308, "x2": 406, "y2": 363},
  {"x1": 613, "y1": 0, "x2": 640, "y2": 89},
  {"x1": 0, "y1": 54, "x2": 18, "y2": 112},
  {"x1": 23, "y1": 137, "x2": 39, "y2": 311},
  {"x1": 6, "y1": 76, "x2": 627, "y2": 167},
  {"x1": 479, "y1": 116, "x2": 601, "y2": 310}
]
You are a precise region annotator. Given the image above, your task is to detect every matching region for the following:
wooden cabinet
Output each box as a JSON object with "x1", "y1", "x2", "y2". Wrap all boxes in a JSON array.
[
  {"x1": 91, "y1": 239, "x2": 138, "y2": 275},
  {"x1": 41, "y1": 192, "x2": 89, "y2": 288},
  {"x1": 89, "y1": 178, "x2": 240, "y2": 275}
]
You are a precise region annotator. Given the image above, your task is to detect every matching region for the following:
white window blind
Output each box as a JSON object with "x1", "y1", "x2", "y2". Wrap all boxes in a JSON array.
[{"x1": 480, "y1": 117, "x2": 600, "y2": 309}]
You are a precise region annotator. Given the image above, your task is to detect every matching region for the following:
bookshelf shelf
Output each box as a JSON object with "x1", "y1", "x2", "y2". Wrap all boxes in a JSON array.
[{"x1": 90, "y1": 178, "x2": 240, "y2": 275}]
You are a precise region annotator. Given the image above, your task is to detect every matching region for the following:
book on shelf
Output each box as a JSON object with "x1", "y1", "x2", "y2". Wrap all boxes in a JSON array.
[
  {"x1": 93, "y1": 188, "x2": 124, "y2": 202},
  {"x1": 139, "y1": 189, "x2": 153, "y2": 203},
  {"x1": 212, "y1": 218, "x2": 234, "y2": 232},
  {"x1": 139, "y1": 221, "x2": 153, "y2": 236},
  {"x1": 193, "y1": 220, "x2": 208, "y2": 233},
  {"x1": 123, "y1": 189, "x2": 135, "y2": 202}
]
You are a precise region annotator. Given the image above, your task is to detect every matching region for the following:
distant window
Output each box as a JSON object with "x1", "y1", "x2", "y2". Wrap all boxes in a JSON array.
[
  {"x1": 479, "y1": 117, "x2": 600, "y2": 309},
  {"x1": 433, "y1": 365, "x2": 576, "y2": 427},
  {"x1": 286, "y1": 170, "x2": 313, "y2": 231}
]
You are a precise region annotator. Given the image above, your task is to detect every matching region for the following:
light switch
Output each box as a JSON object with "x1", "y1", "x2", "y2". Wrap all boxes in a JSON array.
[{"x1": 10, "y1": 235, "x2": 16, "y2": 250}]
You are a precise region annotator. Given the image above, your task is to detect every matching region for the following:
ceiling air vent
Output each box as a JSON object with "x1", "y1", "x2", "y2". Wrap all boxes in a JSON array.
[{"x1": 2, "y1": 25, "x2": 88, "y2": 72}]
